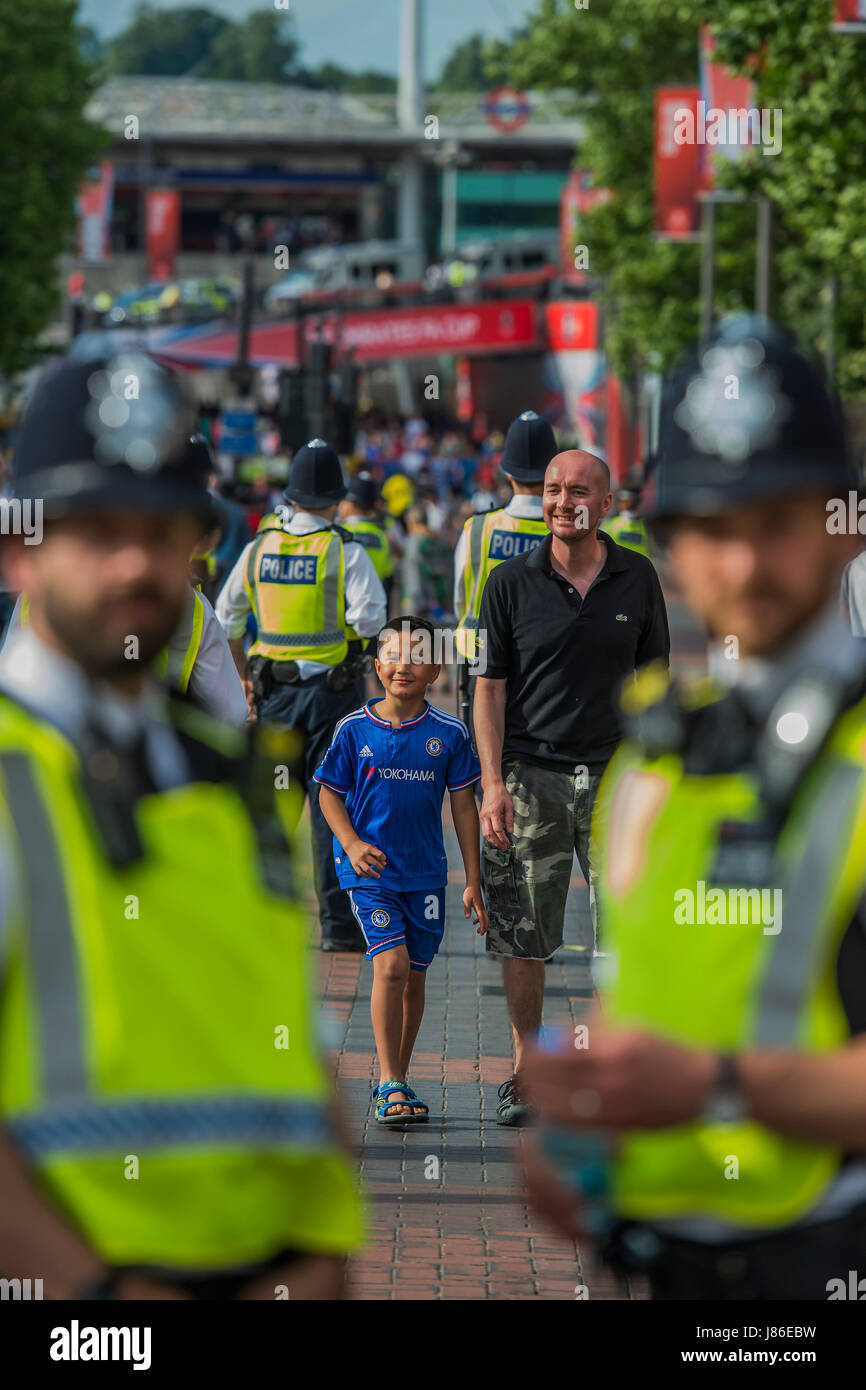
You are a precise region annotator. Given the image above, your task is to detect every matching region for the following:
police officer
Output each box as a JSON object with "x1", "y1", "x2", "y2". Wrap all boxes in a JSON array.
[
  {"x1": 524, "y1": 317, "x2": 866, "y2": 1300},
  {"x1": 4, "y1": 433, "x2": 249, "y2": 731},
  {"x1": 217, "y1": 438, "x2": 386, "y2": 952},
  {"x1": 599, "y1": 485, "x2": 653, "y2": 558},
  {"x1": 338, "y1": 471, "x2": 396, "y2": 607},
  {"x1": 0, "y1": 354, "x2": 362, "y2": 1299},
  {"x1": 454, "y1": 411, "x2": 556, "y2": 657},
  {"x1": 454, "y1": 410, "x2": 556, "y2": 732}
]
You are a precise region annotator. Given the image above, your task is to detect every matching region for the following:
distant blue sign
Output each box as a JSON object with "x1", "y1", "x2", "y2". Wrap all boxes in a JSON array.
[
  {"x1": 221, "y1": 432, "x2": 258, "y2": 457},
  {"x1": 221, "y1": 407, "x2": 258, "y2": 457},
  {"x1": 222, "y1": 410, "x2": 256, "y2": 430}
]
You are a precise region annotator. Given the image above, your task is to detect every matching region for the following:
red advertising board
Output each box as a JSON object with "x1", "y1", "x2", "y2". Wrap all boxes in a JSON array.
[
  {"x1": 545, "y1": 301, "x2": 599, "y2": 352},
  {"x1": 654, "y1": 87, "x2": 702, "y2": 240},
  {"x1": 339, "y1": 300, "x2": 538, "y2": 360},
  {"x1": 153, "y1": 301, "x2": 539, "y2": 370},
  {"x1": 146, "y1": 189, "x2": 181, "y2": 281},
  {"x1": 834, "y1": 0, "x2": 866, "y2": 30}
]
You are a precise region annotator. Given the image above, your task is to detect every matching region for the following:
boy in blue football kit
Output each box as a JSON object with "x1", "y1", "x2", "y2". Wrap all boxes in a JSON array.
[{"x1": 315, "y1": 616, "x2": 487, "y2": 1123}]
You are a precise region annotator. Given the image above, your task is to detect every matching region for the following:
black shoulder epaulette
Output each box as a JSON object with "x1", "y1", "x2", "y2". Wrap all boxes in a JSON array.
[{"x1": 332, "y1": 523, "x2": 356, "y2": 544}]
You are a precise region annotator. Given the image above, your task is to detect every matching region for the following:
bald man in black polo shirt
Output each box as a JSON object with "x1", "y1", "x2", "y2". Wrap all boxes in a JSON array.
[{"x1": 473, "y1": 450, "x2": 669, "y2": 1124}]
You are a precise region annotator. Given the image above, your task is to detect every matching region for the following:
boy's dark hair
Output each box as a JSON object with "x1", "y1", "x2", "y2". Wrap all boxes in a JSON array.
[{"x1": 376, "y1": 615, "x2": 435, "y2": 653}]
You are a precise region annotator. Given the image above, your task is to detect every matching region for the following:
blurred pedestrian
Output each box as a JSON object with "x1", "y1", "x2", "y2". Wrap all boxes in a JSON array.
[
  {"x1": 338, "y1": 473, "x2": 397, "y2": 610},
  {"x1": 599, "y1": 485, "x2": 653, "y2": 558}
]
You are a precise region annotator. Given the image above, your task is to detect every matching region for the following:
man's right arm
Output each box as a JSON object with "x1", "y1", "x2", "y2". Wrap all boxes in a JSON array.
[
  {"x1": 473, "y1": 575, "x2": 514, "y2": 849},
  {"x1": 216, "y1": 541, "x2": 257, "y2": 702},
  {"x1": 474, "y1": 678, "x2": 513, "y2": 849},
  {"x1": 215, "y1": 541, "x2": 255, "y2": 643}
]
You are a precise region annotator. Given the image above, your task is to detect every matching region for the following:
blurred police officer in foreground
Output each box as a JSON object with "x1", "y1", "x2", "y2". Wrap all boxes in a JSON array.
[
  {"x1": 524, "y1": 317, "x2": 866, "y2": 1300},
  {"x1": 0, "y1": 355, "x2": 361, "y2": 1299},
  {"x1": 3, "y1": 431, "x2": 249, "y2": 731},
  {"x1": 217, "y1": 439, "x2": 386, "y2": 952}
]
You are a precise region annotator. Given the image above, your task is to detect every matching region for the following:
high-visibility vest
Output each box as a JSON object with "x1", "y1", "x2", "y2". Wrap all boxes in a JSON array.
[
  {"x1": 243, "y1": 529, "x2": 348, "y2": 667},
  {"x1": 601, "y1": 514, "x2": 652, "y2": 559},
  {"x1": 152, "y1": 586, "x2": 205, "y2": 695},
  {"x1": 342, "y1": 518, "x2": 394, "y2": 581},
  {"x1": 596, "y1": 665, "x2": 866, "y2": 1228},
  {"x1": 0, "y1": 696, "x2": 362, "y2": 1268},
  {"x1": 455, "y1": 508, "x2": 548, "y2": 659},
  {"x1": 20, "y1": 590, "x2": 205, "y2": 696}
]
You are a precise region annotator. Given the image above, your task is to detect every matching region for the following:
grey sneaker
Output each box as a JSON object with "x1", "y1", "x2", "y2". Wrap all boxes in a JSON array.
[{"x1": 496, "y1": 1074, "x2": 532, "y2": 1127}]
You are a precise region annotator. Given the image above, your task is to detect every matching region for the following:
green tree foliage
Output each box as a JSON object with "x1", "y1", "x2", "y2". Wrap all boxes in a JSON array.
[
  {"x1": 434, "y1": 34, "x2": 490, "y2": 92},
  {"x1": 105, "y1": 4, "x2": 229, "y2": 77},
  {"x1": 508, "y1": 0, "x2": 866, "y2": 394},
  {"x1": 0, "y1": 0, "x2": 104, "y2": 379},
  {"x1": 199, "y1": 11, "x2": 302, "y2": 83},
  {"x1": 302, "y1": 62, "x2": 396, "y2": 94}
]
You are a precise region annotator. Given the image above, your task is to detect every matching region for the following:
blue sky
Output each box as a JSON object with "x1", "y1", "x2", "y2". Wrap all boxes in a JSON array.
[{"x1": 78, "y1": 0, "x2": 538, "y2": 80}]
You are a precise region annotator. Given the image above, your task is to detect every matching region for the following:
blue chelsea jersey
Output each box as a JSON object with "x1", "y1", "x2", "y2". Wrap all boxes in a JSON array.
[{"x1": 313, "y1": 699, "x2": 481, "y2": 891}]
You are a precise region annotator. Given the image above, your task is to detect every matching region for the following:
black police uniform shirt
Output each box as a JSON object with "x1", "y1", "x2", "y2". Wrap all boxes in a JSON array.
[{"x1": 475, "y1": 531, "x2": 670, "y2": 774}]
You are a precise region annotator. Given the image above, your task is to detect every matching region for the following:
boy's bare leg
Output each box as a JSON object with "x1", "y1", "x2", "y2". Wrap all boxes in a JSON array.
[
  {"x1": 371, "y1": 947, "x2": 414, "y2": 1116},
  {"x1": 399, "y1": 968, "x2": 427, "y2": 1078}
]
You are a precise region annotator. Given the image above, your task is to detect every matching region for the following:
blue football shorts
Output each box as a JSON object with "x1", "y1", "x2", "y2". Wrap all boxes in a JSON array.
[{"x1": 347, "y1": 886, "x2": 447, "y2": 971}]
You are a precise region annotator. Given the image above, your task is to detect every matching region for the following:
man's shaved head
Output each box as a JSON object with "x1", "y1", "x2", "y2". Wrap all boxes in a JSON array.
[
  {"x1": 549, "y1": 449, "x2": 610, "y2": 491},
  {"x1": 542, "y1": 450, "x2": 613, "y2": 545}
]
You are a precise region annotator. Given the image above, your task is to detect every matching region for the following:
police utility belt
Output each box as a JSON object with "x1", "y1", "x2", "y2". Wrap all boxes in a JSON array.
[{"x1": 250, "y1": 643, "x2": 370, "y2": 698}]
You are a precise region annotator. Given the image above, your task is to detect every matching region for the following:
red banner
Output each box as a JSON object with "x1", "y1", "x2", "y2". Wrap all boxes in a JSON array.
[
  {"x1": 654, "y1": 87, "x2": 702, "y2": 240},
  {"x1": 153, "y1": 301, "x2": 539, "y2": 369},
  {"x1": 76, "y1": 161, "x2": 114, "y2": 263},
  {"x1": 545, "y1": 301, "x2": 599, "y2": 352},
  {"x1": 146, "y1": 189, "x2": 181, "y2": 281},
  {"x1": 558, "y1": 170, "x2": 613, "y2": 283},
  {"x1": 699, "y1": 26, "x2": 758, "y2": 177},
  {"x1": 339, "y1": 300, "x2": 538, "y2": 360},
  {"x1": 834, "y1": 0, "x2": 866, "y2": 31}
]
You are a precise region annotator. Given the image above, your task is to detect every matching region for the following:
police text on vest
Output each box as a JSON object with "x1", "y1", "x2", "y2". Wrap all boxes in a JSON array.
[
  {"x1": 488, "y1": 530, "x2": 545, "y2": 560},
  {"x1": 259, "y1": 554, "x2": 318, "y2": 584}
]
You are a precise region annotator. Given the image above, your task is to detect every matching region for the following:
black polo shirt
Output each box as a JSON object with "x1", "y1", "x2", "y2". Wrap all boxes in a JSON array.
[{"x1": 475, "y1": 532, "x2": 670, "y2": 773}]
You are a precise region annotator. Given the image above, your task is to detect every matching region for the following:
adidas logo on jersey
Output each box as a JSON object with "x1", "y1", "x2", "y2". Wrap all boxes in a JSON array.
[{"x1": 359, "y1": 744, "x2": 373, "y2": 756}]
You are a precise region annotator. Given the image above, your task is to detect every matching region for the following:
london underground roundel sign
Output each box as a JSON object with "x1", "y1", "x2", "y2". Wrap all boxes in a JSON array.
[{"x1": 483, "y1": 87, "x2": 531, "y2": 133}]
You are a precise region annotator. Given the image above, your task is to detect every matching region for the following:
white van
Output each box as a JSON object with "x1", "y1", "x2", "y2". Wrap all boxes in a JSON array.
[
  {"x1": 454, "y1": 230, "x2": 560, "y2": 279},
  {"x1": 265, "y1": 241, "x2": 426, "y2": 306}
]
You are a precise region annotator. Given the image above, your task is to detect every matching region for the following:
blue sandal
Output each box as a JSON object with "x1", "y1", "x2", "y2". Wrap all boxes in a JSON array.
[
  {"x1": 373, "y1": 1081, "x2": 429, "y2": 1124},
  {"x1": 401, "y1": 1084, "x2": 429, "y2": 1123}
]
